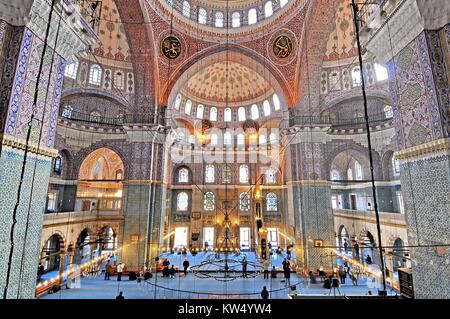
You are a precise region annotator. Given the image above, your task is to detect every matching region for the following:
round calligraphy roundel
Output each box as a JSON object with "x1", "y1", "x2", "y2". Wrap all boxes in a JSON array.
[
  {"x1": 273, "y1": 35, "x2": 293, "y2": 59},
  {"x1": 161, "y1": 35, "x2": 182, "y2": 60}
]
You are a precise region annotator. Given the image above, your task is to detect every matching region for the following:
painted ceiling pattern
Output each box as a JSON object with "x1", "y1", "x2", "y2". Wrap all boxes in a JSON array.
[
  {"x1": 182, "y1": 61, "x2": 272, "y2": 104},
  {"x1": 324, "y1": 0, "x2": 357, "y2": 61},
  {"x1": 83, "y1": 0, "x2": 132, "y2": 62}
]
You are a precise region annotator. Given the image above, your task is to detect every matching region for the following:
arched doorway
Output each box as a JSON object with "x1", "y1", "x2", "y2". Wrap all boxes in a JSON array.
[
  {"x1": 337, "y1": 225, "x2": 350, "y2": 254},
  {"x1": 73, "y1": 228, "x2": 91, "y2": 265},
  {"x1": 41, "y1": 234, "x2": 65, "y2": 272},
  {"x1": 97, "y1": 226, "x2": 116, "y2": 253},
  {"x1": 77, "y1": 148, "x2": 124, "y2": 213},
  {"x1": 392, "y1": 238, "x2": 406, "y2": 271}
]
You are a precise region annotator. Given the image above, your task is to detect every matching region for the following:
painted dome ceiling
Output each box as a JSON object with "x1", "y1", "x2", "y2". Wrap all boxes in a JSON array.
[{"x1": 180, "y1": 61, "x2": 273, "y2": 105}]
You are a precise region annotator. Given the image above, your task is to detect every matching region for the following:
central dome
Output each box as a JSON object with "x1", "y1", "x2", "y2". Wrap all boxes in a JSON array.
[{"x1": 181, "y1": 61, "x2": 273, "y2": 106}]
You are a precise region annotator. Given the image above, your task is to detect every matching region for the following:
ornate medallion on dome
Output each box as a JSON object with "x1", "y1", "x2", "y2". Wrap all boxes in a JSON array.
[
  {"x1": 181, "y1": 61, "x2": 273, "y2": 105},
  {"x1": 161, "y1": 35, "x2": 182, "y2": 60}
]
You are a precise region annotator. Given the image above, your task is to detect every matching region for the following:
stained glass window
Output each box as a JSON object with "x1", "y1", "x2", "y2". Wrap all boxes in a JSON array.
[
  {"x1": 266, "y1": 192, "x2": 278, "y2": 211},
  {"x1": 204, "y1": 192, "x2": 215, "y2": 211},
  {"x1": 177, "y1": 192, "x2": 189, "y2": 211},
  {"x1": 240, "y1": 192, "x2": 250, "y2": 211},
  {"x1": 179, "y1": 168, "x2": 189, "y2": 183}
]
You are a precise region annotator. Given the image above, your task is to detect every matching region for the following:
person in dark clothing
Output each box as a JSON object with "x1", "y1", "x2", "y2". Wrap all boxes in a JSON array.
[
  {"x1": 242, "y1": 257, "x2": 248, "y2": 278},
  {"x1": 271, "y1": 266, "x2": 277, "y2": 279},
  {"x1": 116, "y1": 291, "x2": 124, "y2": 299},
  {"x1": 105, "y1": 262, "x2": 112, "y2": 280},
  {"x1": 261, "y1": 286, "x2": 269, "y2": 300},
  {"x1": 183, "y1": 258, "x2": 190, "y2": 276},
  {"x1": 162, "y1": 266, "x2": 170, "y2": 278},
  {"x1": 323, "y1": 278, "x2": 331, "y2": 290},
  {"x1": 284, "y1": 263, "x2": 291, "y2": 287},
  {"x1": 37, "y1": 263, "x2": 44, "y2": 282},
  {"x1": 344, "y1": 241, "x2": 348, "y2": 253},
  {"x1": 169, "y1": 265, "x2": 176, "y2": 278},
  {"x1": 366, "y1": 255, "x2": 372, "y2": 264}
]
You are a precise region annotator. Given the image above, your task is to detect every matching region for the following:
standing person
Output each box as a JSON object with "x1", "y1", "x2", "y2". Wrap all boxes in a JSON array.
[
  {"x1": 183, "y1": 258, "x2": 190, "y2": 276},
  {"x1": 117, "y1": 263, "x2": 124, "y2": 281},
  {"x1": 263, "y1": 259, "x2": 270, "y2": 279},
  {"x1": 37, "y1": 263, "x2": 44, "y2": 282},
  {"x1": 105, "y1": 262, "x2": 112, "y2": 280},
  {"x1": 354, "y1": 242, "x2": 360, "y2": 259},
  {"x1": 242, "y1": 256, "x2": 248, "y2": 278},
  {"x1": 261, "y1": 286, "x2": 269, "y2": 300},
  {"x1": 338, "y1": 266, "x2": 346, "y2": 284},
  {"x1": 116, "y1": 291, "x2": 124, "y2": 299},
  {"x1": 343, "y1": 241, "x2": 348, "y2": 253},
  {"x1": 169, "y1": 265, "x2": 176, "y2": 278},
  {"x1": 271, "y1": 266, "x2": 277, "y2": 279},
  {"x1": 284, "y1": 262, "x2": 291, "y2": 287}
]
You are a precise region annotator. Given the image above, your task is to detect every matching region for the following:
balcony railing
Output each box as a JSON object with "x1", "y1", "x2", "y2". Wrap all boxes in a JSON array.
[
  {"x1": 59, "y1": 109, "x2": 166, "y2": 126},
  {"x1": 289, "y1": 112, "x2": 392, "y2": 128}
]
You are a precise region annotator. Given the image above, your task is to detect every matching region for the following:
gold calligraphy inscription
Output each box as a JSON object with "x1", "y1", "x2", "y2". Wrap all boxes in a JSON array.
[
  {"x1": 161, "y1": 35, "x2": 182, "y2": 59},
  {"x1": 273, "y1": 35, "x2": 293, "y2": 59}
]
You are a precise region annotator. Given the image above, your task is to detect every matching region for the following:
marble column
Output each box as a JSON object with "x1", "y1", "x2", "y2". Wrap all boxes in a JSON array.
[
  {"x1": 286, "y1": 133, "x2": 336, "y2": 270},
  {"x1": 120, "y1": 135, "x2": 166, "y2": 270},
  {"x1": 364, "y1": 0, "x2": 450, "y2": 299},
  {"x1": 0, "y1": 0, "x2": 95, "y2": 298}
]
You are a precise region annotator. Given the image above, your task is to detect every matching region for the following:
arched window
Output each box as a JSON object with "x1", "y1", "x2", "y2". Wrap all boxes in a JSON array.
[
  {"x1": 269, "y1": 132, "x2": 278, "y2": 144},
  {"x1": 239, "y1": 165, "x2": 249, "y2": 183},
  {"x1": 266, "y1": 192, "x2": 278, "y2": 211},
  {"x1": 224, "y1": 131, "x2": 232, "y2": 146},
  {"x1": 232, "y1": 12, "x2": 241, "y2": 28},
  {"x1": 264, "y1": 1, "x2": 273, "y2": 17},
  {"x1": 263, "y1": 100, "x2": 271, "y2": 116},
  {"x1": 347, "y1": 168, "x2": 354, "y2": 180},
  {"x1": 392, "y1": 158, "x2": 400, "y2": 175},
  {"x1": 188, "y1": 135, "x2": 196, "y2": 144},
  {"x1": 182, "y1": 1, "x2": 190, "y2": 17},
  {"x1": 384, "y1": 105, "x2": 393, "y2": 119},
  {"x1": 273, "y1": 94, "x2": 281, "y2": 111},
  {"x1": 174, "y1": 94, "x2": 182, "y2": 110},
  {"x1": 210, "y1": 107, "x2": 218, "y2": 121},
  {"x1": 331, "y1": 169, "x2": 340, "y2": 181},
  {"x1": 185, "y1": 100, "x2": 192, "y2": 115},
  {"x1": 64, "y1": 59, "x2": 79, "y2": 79},
  {"x1": 238, "y1": 107, "x2": 246, "y2": 122},
  {"x1": 177, "y1": 192, "x2": 189, "y2": 211},
  {"x1": 329, "y1": 71, "x2": 341, "y2": 91},
  {"x1": 205, "y1": 165, "x2": 215, "y2": 183},
  {"x1": 114, "y1": 71, "x2": 124, "y2": 90},
  {"x1": 178, "y1": 168, "x2": 189, "y2": 183},
  {"x1": 355, "y1": 161, "x2": 363, "y2": 180},
  {"x1": 196, "y1": 104, "x2": 204, "y2": 119},
  {"x1": 224, "y1": 108, "x2": 232, "y2": 122},
  {"x1": 215, "y1": 11, "x2": 224, "y2": 28},
  {"x1": 89, "y1": 64, "x2": 102, "y2": 85},
  {"x1": 251, "y1": 104, "x2": 259, "y2": 119},
  {"x1": 280, "y1": 0, "x2": 288, "y2": 8},
  {"x1": 198, "y1": 8, "x2": 207, "y2": 24},
  {"x1": 115, "y1": 170, "x2": 123, "y2": 180},
  {"x1": 90, "y1": 111, "x2": 101, "y2": 122},
  {"x1": 375, "y1": 63, "x2": 389, "y2": 81},
  {"x1": 204, "y1": 192, "x2": 215, "y2": 211},
  {"x1": 54, "y1": 156, "x2": 62, "y2": 174},
  {"x1": 62, "y1": 105, "x2": 73, "y2": 118},
  {"x1": 240, "y1": 192, "x2": 250, "y2": 211},
  {"x1": 237, "y1": 134, "x2": 245, "y2": 146},
  {"x1": 248, "y1": 8, "x2": 257, "y2": 25},
  {"x1": 259, "y1": 134, "x2": 267, "y2": 145},
  {"x1": 352, "y1": 67, "x2": 362, "y2": 87},
  {"x1": 210, "y1": 134, "x2": 218, "y2": 145},
  {"x1": 266, "y1": 168, "x2": 276, "y2": 184},
  {"x1": 223, "y1": 165, "x2": 231, "y2": 184}
]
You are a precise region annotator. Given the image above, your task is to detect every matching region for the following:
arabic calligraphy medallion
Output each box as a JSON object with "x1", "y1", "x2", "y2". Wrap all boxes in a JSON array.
[
  {"x1": 161, "y1": 35, "x2": 182, "y2": 60},
  {"x1": 273, "y1": 35, "x2": 293, "y2": 59}
]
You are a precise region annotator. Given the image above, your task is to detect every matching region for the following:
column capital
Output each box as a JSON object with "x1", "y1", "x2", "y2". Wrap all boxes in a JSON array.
[
  {"x1": 364, "y1": 0, "x2": 450, "y2": 63},
  {"x1": 0, "y1": 0, "x2": 97, "y2": 61}
]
